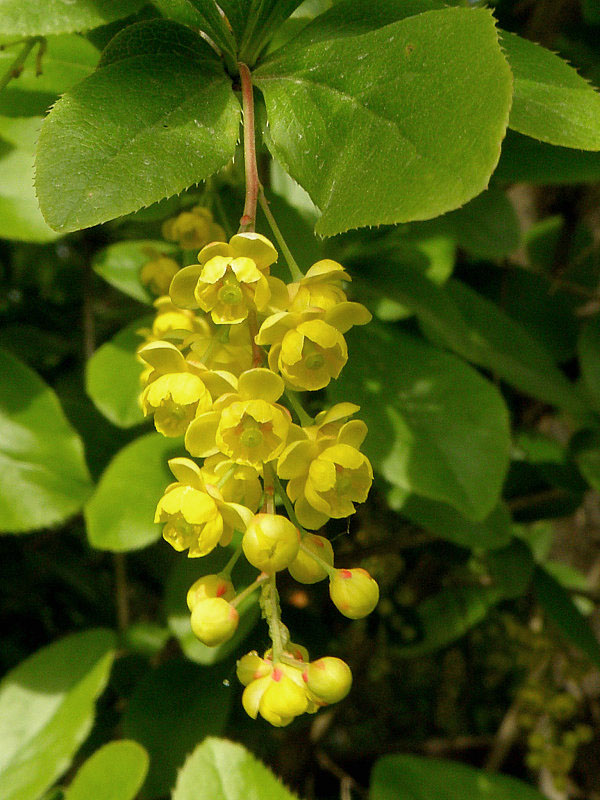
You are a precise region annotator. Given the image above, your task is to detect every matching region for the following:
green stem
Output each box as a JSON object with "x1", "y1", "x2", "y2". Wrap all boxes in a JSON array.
[
  {"x1": 216, "y1": 464, "x2": 236, "y2": 489},
  {"x1": 273, "y1": 473, "x2": 308, "y2": 535},
  {"x1": 221, "y1": 544, "x2": 243, "y2": 577},
  {"x1": 238, "y1": 62, "x2": 259, "y2": 232},
  {"x1": 258, "y1": 188, "x2": 304, "y2": 281},
  {"x1": 263, "y1": 461, "x2": 276, "y2": 514},
  {"x1": 285, "y1": 389, "x2": 314, "y2": 427},
  {"x1": 263, "y1": 575, "x2": 284, "y2": 662},
  {"x1": 0, "y1": 37, "x2": 41, "y2": 94},
  {"x1": 231, "y1": 572, "x2": 269, "y2": 608}
]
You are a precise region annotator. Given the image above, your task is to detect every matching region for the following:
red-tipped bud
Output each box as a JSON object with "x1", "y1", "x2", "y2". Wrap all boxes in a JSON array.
[
  {"x1": 303, "y1": 657, "x2": 352, "y2": 704},
  {"x1": 329, "y1": 567, "x2": 379, "y2": 619},
  {"x1": 186, "y1": 574, "x2": 235, "y2": 611}
]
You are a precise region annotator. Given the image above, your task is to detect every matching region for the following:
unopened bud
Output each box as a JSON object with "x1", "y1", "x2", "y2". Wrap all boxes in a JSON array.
[
  {"x1": 186, "y1": 574, "x2": 235, "y2": 611},
  {"x1": 190, "y1": 596, "x2": 239, "y2": 646},
  {"x1": 303, "y1": 657, "x2": 352, "y2": 704},
  {"x1": 242, "y1": 513, "x2": 300, "y2": 572},
  {"x1": 329, "y1": 568, "x2": 379, "y2": 619},
  {"x1": 288, "y1": 534, "x2": 333, "y2": 584}
]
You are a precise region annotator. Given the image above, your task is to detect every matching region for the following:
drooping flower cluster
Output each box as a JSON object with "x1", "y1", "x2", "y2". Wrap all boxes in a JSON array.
[{"x1": 139, "y1": 208, "x2": 378, "y2": 726}]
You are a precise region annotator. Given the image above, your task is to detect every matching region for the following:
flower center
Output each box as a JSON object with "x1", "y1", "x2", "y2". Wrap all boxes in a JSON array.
[
  {"x1": 218, "y1": 276, "x2": 243, "y2": 305},
  {"x1": 305, "y1": 352, "x2": 325, "y2": 370},
  {"x1": 240, "y1": 418, "x2": 264, "y2": 448}
]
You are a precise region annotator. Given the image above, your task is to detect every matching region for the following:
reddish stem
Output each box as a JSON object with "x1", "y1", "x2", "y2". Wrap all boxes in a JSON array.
[{"x1": 238, "y1": 62, "x2": 259, "y2": 232}]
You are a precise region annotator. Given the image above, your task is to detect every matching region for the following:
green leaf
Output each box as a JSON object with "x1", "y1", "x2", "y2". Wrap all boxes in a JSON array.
[
  {"x1": 65, "y1": 741, "x2": 149, "y2": 800},
  {"x1": 370, "y1": 754, "x2": 546, "y2": 800},
  {"x1": 0, "y1": 348, "x2": 92, "y2": 533},
  {"x1": 122, "y1": 661, "x2": 231, "y2": 800},
  {"x1": 0, "y1": 0, "x2": 145, "y2": 35},
  {"x1": 329, "y1": 324, "x2": 511, "y2": 521},
  {"x1": 533, "y1": 566, "x2": 600, "y2": 670},
  {"x1": 93, "y1": 240, "x2": 178, "y2": 304},
  {"x1": 255, "y1": 7, "x2": 512, "y2": 236},
  {"x1": 0, "y1": 35, "x2": 99, "y2": 117},
  {"x1": 495, "y1": 130, "x2": 600, "y2": 184},
  {"x1": 165, "y1": 542, "x2": 260, "y2": 665},
  {"x1": 153, "y1": 0, "x2": 237, "y2": 57},
  {"x1": 501, "y1": 31, "x2": 600, "y2": 150},
  {"x1": 400, "y1": 496, "x2": 513, "y2": 551},
  {"x1": 579, "y1": 315, "x2": 600, "y2": 412},
  {"x1": 0, "y1": 629, "x2": 116, "y2": 800},
  {"x1": 172, "y1": 737, "x2": 299, "y2": 800},
  {"x1": 36, "y1": 20, "x2": 241, "y2": 233},
  {"x1": 84, "y1": 432, "x2": 181, "y2": 552},
  {"x1": 0, "y1": 117, "x2": 59, "y2": 243},
  {"x1": 85, "y1": 317, "x2": 148, "y2": 428}
]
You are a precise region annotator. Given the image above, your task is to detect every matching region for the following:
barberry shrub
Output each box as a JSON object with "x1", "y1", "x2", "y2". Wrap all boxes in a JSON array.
[{"x1": 2, "y1": 1, "x2": 600, "y2": 799}]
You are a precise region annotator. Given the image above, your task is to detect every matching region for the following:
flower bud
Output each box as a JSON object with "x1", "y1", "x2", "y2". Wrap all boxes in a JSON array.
[
  {"x1": 186, "y1": 574, "x2": 235, "y2": 611},
  {"x1": 242, "y1": 513, "x2": 300, "y2": 573},
  {"x1": 303, "y1": 657, "x2": 352, "y2": 704},
  {"x1": 190, "y1": 596, "x2": 239, "y2": 646},
  {"x1": 329, "y1": 568, "x2": 379, "y2": 619},
  {"x1": 237, "y1": 651, "x2": 272, "y2": 686},
  {"x1": 288, "y1": 534, "x2": 334, "y2": 584}
]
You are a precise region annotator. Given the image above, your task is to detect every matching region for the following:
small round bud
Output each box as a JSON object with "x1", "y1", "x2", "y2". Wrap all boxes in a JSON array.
[
  {"x1": 237, "y1": 651, "x2": 272, "y2": 686},
  {"x1": 242, "y1": 513, "x2": 300, "y2": 573},
  {"x1": 186, "y1": 574, "x2": 235, "y2": 611},
  {"x1": 288, "y1": 534, "x2": 334, "y2": 584},
  {"x1": 303, "y1": 657, "x2": 352, "y2": 704},
  {"x1": 329, "y1": 567, "x2": 379, "y2": 619},
  {"x1": 190, "y1": 597, "x2": 239, "y2": 646}
]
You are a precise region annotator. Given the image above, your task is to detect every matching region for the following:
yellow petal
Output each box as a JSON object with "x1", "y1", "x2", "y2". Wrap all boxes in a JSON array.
[
  {"x1": 198, "y1": 241, "x2": 232, "y2": 264},
  {"x1": 188, "y1": 515, "x2": 224, "y2": 556},
  {"x1": 277, "y1": 440, "x2": 315, "y2": 480},
  {"x1": 297, "y1": 319, "x2": 341, "y2": 349},
  {"x1": 230, "y1": 232, "x2": 278, "y2": 270},
  {"x1": 252, "y1": 274, "x2": 271, "y2": 311},
  {"x1": 321, "y1": 444, "x2": 365, "y2": 470},
  {"x1": 303, "y1": 259, "x2": 351, "y2": 283},
  {"x1": 169, "y1": 264, "x2": 203, "y2": 309},
  {"x1": 199, "y1": 369, "x2": 238, "y2": 399},
  {"x1": 266, "y1": 276, "x2": 290, "y2": 311},
  {"x1": 238, "y1": 368, "x2": 284, "y2": 403},
  {"x1": 242, "y1": 676, "x2": 271, "y2": 719},
  {"x1": 280, "y1": 329, "x2": 304, "y2": 366},
  {"x1": 168, "y1": 457, "x2": 203, "y2": 487},
  {"x1": 315, "y1": 402, "x2": 360, "y2": 428},
  {"x1": 230, "y1": 256, "x2": 262, "y2": 284},
  {"x1": 308, "y1": 458, "x2": 337, "y2": 491},
  {"x1": 138, "y1": 340, "x2": 187, "y2": 375},
  {"x1": 200, "y1": 255, "x2": 230, "y2": 284},
  {"x1": 295, "y1": 495, "x2": 329, "y2": 530},
  {"x1": 255, "y1": 312, "x2": 296, "y2": 345},
  {"x1": 180, "y1": 487, "x2": 218, "y2": 523},
  {"x1": 337, "y1": 419, "x2": 368, "y2": 449},
  {"x1": 219, "y1": 501, "x2": 253, "y2": 532},
  {"x1": 185, "y1": 411, "x2": 221, "y2": 457},
  {"x1": 325, "y1": 302, "x2": 372, "y2": 334}
]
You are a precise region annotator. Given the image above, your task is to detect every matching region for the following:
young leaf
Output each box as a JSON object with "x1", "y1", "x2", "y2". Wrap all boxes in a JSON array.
[
  {"x1": 65, "y1": 741, "x2": 149, "y2": 800},
  {"x1": 122, "y1": 661, "x2": 231, "y2": 800},
  {"x1": 92, "y1": 240, "x2": 178, "y2": 304},
  {"x1": 255, "y1": 7, "x2": 512, "y2": 236},
  {"x1": 328, "y1": 324, "x2": 511, "y2": 522},
  {"x1": 0, "y1": 35, "x2": 99, "y2": 117},
  {"x1": 0, "y1": 117, "x2": 59, "y2": 243},
  {"x1": 0, "y1": 348, "x2": 92, "y2": 533},
  {"x1": 0, "y1": 0, "x2": 145, "y2": 35},
  {"x1": 500, "y1": 31, "x2": 600, "y2": 151},
  {"x1": 157, "y1": 0, "x2": 238, "y2": 58},
  {"x1": 36, "y1": 20, "x2": 241, "y2": 233},
  {"x1": 172, "y1": 737, "x2": 299, "y2": 800},
  {"x1": 0, "y1": 629, "x2": 116, "y2": 800},
  {"x1": 85, "y1": 432, "x2": 181, "y2": 552},
  {"x1": 85, "y1": 317, "x2": 149, "y2": 428},
  {"x1": 370, "y1": 754, "x2": 546, "y2": 800}
]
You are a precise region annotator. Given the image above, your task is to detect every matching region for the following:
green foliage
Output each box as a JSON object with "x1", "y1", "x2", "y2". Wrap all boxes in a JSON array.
[
  {"x1": 93, "y1": 240, "x2": 178, "y2": 304},
  {"x1": 330, "y1": 324, "x2": 511, "y2": 521},
  {"x1": 84, "y1": 432, "x2": 180, "y2": 551},
  {"x1": 85, "y1": 317, "x2": 148, "y2": 428},
  {"x1": 65, "y1": 741, "x2": 149, "y2": 800},
  {"x1": 495, "y1": 130, "x2": 600, "y2": 184},
  {"x1": 172, "y1": 737, "x2": 299, "y2": 800},
  {"x1": 36, "y1": 20, "x2": 241, "y2": 232},
  {"x1": 369, "y1": 754, "x2": 546, "y2": 800},
  {"x1": 0, "y1": 0, "x2": 145, "y2": 35},
  {"x1": 0, "y1": 629, "x2": 116, "y2": 800},
  {"x1": 122, "y1": 661, "x2": 231, "y2": 799},
  {"x1": 0, "y1": 348, "x2": 92, "y2": 533},
  {"x1": 256, "y1": 7, "x2": 512, "y2": 235}
]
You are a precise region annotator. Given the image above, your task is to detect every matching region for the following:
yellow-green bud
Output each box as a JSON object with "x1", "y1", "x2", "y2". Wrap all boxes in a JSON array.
[
  {"x1": 303, "y1": 657, "x2": 352, "y2": 704},
  {"x1": 329, "y1": 567, "x2": 379, "y2": 619},
  {"x1": 186, "y1": 574, "x2": 235, "y2": 611},
  {"x1": 190, "y1": 596, "x2": 239, "y2": 646},
  {"x1": 288, "y1": 534, "x2": 334, "y2": 584},
  {"x1": 237, "y1": 651, "x2": 272, "y2": 686},
  {"x1": 242, "y1": 513, "x2": 300, "y2": 573}
]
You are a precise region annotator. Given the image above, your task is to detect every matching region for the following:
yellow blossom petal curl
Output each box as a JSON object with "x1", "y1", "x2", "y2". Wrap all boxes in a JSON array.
[
  {"x1": 141, "y1": 372, "x2": 213, "y2": 437},
  {"x1": 185, "y1": 410, "x2": 221, "y2": 458},
  {"x1": 276, "y1": 319, "x2": 348, "y2": 390},
  {"x1": 237, "y1": 368, "x2": 284, "y2": 403},
  {"x1": 217, "y1": 398, "x2": 291, "y2": 466}
]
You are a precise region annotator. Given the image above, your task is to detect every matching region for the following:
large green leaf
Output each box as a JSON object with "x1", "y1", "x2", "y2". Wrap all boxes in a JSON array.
[
  {"x1": 501, "y1": 31, "x2": 600, "y2": 150},
  {"x1": 255, "y1": 7, "x2": 512, "y2": 236},
  {"x1": 533, "y1": 566, "x2": 600, "y2": 670},
  {"x1": 329, "y1": 324, "x2": 511, "y2": 521},
  {"x1": 0, "y1": 629, "x2": 116, "y2": 800},
  {"x1": 0, "y1": 349, "x2": 92, "y2": 533},
  {"x1": 92, "y1": 240, "x2": 178, "y2": 304},
  {"x1": 85, "y1": 317, "x2": 148, "y2": 428},
  {"x1": 85, "y1": 432, "x2": 181, "y2": 552},
  {"x1": 0, "y1": 117, "x2": 59, "y2": 243},
  {"x1": 0, "y1": 0, "x2": 144, "y2": 35},
  {"x1": 36, "y1": 20, "x2": 241, "y2": 233},
  {"x1": 0, "y1": 35, "x2": 99, "y2": 117},
  {"x1": 495, "y1": 130, "x2": 600, "y2": 184},
  {"x1": 370, "y1": 754, "x2": 546, "y2": 800},
  {"x1": 122, "y1": 661, "x2": 231, "y2": 800},
  {"x1": 65, "y1": 741, "x2": 149, "y2": 800},
  {"x1": 172, "y1": 738, "x2": 299, "y2": 800}
]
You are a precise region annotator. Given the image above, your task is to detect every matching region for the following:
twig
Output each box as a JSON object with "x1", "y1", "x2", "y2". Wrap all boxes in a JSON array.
[{"x1": 238, "y1": 62, "x2": 259, "y2": 232}]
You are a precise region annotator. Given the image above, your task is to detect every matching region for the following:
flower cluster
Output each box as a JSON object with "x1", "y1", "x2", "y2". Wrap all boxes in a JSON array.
[{"x1": 139, "y1": 210, "x2": 378, "y2": 726}]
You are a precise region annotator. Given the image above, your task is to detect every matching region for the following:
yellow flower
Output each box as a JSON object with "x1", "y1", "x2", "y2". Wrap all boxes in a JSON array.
[
  {"x1": 190, "y1": 596, "x2": 239, "y2": 646},
  {"x1": 185, "y1": 320, "x2": 253, "y2": 375},
  {"x1": 169, "y1": 233, "x2": 279, "y2": 319},
  {"x1": 200, "y1": 454, "x2": 262, "y2": 512},
  {"x1": 242, "y1": 664, "x2": 309, "y2": 727},
  {"x1": 268, "y1": 319, "x2": 348, "y2": 390},
  {"x1": 140, "y1": 255, "x2": 180, "y2": 296},
  {"x1": 288, "y1": 259, "x2": 351, "y2": 311},
  {"x1": 151, "y1": 297, "x2": 208, "y2": 340},
  {"x1": 185, "y1": 368, "x2": 291, "y2": 466},
  {"x1": 277, "y1": 404, "x2": 371, "y2": 529},
  {"x1": 138, "y1": 340, "x2": 236, "y2": 437},
  {"x1": 155, "y1": 457, "x2": 252, "y2": 557},
  {"x1": 162, "y1": 205, "x2": 225, "y2": 250}
]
